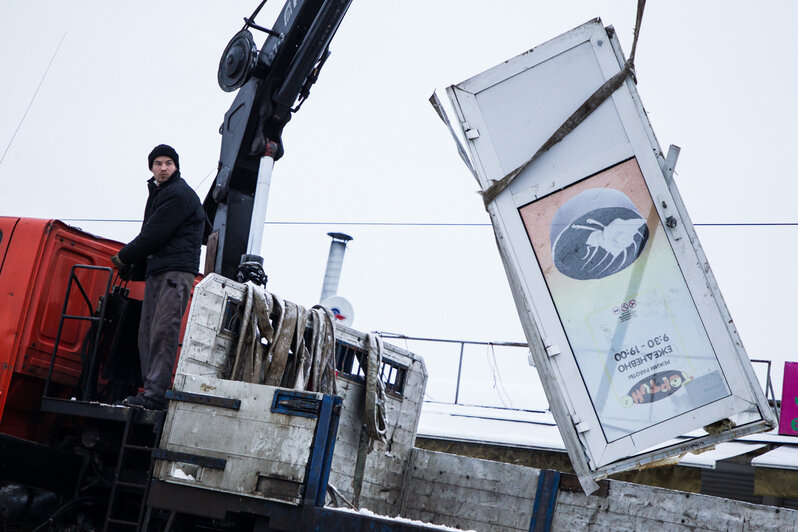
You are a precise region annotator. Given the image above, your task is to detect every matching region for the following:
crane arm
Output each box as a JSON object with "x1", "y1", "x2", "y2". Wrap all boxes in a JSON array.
[{"x1": 204, "y1": 0, "x2": 353, "y2": 280}]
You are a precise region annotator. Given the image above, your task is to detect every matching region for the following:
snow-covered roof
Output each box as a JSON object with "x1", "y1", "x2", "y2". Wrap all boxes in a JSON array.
[
  {"x1": 752, "y1": 446, "x2": 798, "y2": 470},
  {"x1": 679, "y1": 442, "x2": 767, "y2": 469},
  {"x1": 419, "y1": 402, "x2": 798, "y2": 469},
  {"x1": 418, "y1": 402, "x2": 564, "y2": 451}
]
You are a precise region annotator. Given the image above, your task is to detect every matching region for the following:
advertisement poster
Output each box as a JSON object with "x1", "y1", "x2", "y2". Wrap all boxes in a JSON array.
[
  {"x1": 520, "y1": 158, "x2": 731, "y2": 442},
  {"x1": 778, "y1": 362, "x2": 798, "y2": 436}
]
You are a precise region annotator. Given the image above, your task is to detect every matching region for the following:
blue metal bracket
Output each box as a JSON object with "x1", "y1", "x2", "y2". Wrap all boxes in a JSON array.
[
  {"x1": 529, "y1": 469, "x2": 561, "y2": 532},
  {"x1": 271, "y1": 389, "x2": 322, "y2": 418},
  {"x1": 304, "y1": 394, "x2": 343, "y2": 507}
]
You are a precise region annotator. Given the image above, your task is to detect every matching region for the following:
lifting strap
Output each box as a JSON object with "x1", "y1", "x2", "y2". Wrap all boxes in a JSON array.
[
  {"x1": 364, "y1": 332, "x2": 388, "y2": 442},
  {"x1": 479, "y1": 61, "x2": 634, "y2": 206},
  {"x1": 351, "y1": 332, "x2": 389, "y2": 508},
  {"x1": 227, "y1": 282, "x2": 337, "y2": 394},
  {"x1": 480, "y1": 0, "x2": 646, "y2": 207},
  {"x1": 432, "y1": 0, "x2": 648, "y2": 209}
]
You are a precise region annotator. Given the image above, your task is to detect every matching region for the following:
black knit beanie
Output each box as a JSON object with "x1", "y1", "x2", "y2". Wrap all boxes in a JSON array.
[{"x1": 148, "y1": 144, "x2": 180, "y2": 170}]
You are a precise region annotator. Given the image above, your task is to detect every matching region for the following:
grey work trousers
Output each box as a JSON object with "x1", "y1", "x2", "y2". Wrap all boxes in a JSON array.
[{"x1": 138, "y1": 270, "x2": 195, "y2": 402}]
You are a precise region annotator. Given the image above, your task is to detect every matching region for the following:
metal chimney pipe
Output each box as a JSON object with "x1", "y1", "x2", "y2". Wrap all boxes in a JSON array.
[{"x1": 320, "y1": 232, "x2": 352, "y2": 302}]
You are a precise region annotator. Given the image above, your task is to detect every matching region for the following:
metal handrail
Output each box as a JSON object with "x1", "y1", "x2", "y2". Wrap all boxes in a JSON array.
[
  {"x1": 379, "y1": 333, "x2": 783, "y2": 418},
  {"x1": 376, "y1": 331, "x2": 530, "y2": 405},
  {"x1": 42, "y1": 265, "x2": 114, "y2": 400},
  {"x1": 750, "y1": 358, "x2": 780, "y2": 421}
]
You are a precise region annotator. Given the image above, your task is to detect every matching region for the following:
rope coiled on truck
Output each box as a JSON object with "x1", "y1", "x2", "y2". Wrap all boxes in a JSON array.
[
  {"x1": 351, "y1": 332, "x2": 389, "y2": 508},
  {"x1": 364, "y1": 332, "x2": 387, "y2": 442},
  {"x1": 226, "y1": 282, "x2": 337, "y2": 394}
]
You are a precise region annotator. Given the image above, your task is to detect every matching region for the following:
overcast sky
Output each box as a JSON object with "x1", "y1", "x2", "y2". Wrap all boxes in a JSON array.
[{"x1": 2, "y1": 1, "x2": 796, "y2": 409}]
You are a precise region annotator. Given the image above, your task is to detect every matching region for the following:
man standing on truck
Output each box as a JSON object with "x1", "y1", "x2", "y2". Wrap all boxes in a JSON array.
[{"x1": 111, "y1": 144, "x2": 204, "y2": 410}]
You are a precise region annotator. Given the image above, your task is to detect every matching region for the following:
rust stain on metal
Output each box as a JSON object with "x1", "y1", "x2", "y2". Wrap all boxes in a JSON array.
[{"x1": 560, "y1": 473, "x2": 609, "y2": 497}]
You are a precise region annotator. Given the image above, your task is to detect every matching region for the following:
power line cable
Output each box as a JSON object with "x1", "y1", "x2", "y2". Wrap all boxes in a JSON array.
[
  {"x1": 260, "y1": 221, "x2": 492, "y2": 226},
  {"x1": 193, "y1": 165, "x2": 218, "y2": 189},
  {"x1": 0, "y1": 32, "x2": 68, "y2": 169},
  {"x1": 693, "y1": 223, "x2": 798, "y2": 227},
  {"x1": 54, "y1": 219, "x2": 798, "y2": 227},
  {"x1": 64, "y1": 219, "x2": 142, "y2": 223}
]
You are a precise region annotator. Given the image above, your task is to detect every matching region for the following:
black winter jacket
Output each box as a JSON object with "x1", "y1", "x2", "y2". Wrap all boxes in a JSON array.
[{"x1": 118, "y1": 171, "x2": 204, "y2": 280}]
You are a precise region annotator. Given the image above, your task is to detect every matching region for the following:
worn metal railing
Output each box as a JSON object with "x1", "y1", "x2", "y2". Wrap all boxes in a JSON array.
[
  {"x1": 750, "y1": 358, "x2": 780, "y2": 421},
  {"x1": 376, "y1": 332, "x2": 528, "y2": 405},
  {"x1": 377, "y1": 332, "x2": 782, "y2": 421}
]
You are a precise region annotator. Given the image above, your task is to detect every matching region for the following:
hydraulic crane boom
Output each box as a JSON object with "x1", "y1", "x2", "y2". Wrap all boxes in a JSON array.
[{"x1": 203, "y1": 0, "x2": 353, "y2": 281}]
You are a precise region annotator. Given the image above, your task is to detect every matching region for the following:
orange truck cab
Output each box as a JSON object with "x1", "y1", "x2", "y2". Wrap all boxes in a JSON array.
[{"x1": 0, "y1": 217, "x2": 144, "y2": 440}]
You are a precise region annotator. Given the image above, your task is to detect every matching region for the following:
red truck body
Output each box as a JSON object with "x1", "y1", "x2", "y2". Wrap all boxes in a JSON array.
[{"x1": 0, "y1": 217, "x2": 144, "y2": 439}]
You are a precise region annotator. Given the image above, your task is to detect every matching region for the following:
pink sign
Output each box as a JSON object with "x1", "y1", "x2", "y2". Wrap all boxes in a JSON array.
[{"x1": 778, "y1": 362, "x2": 798, "y2": 435}]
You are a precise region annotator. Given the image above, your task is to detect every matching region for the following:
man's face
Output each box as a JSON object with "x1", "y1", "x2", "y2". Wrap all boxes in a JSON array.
[{"x1": 151, "y1": 156, "x2": 177, "y2": 184}]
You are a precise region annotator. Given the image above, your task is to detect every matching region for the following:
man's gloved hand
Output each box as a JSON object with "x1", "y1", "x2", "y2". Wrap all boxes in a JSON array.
[{"x1": 111, "y1": 254, "x2": 133, "y2": 281}]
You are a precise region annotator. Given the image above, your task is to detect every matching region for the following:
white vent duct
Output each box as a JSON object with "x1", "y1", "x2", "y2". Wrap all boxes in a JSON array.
[{"x1": 320, "y1": 232, "x2": 352, "y2": 303}]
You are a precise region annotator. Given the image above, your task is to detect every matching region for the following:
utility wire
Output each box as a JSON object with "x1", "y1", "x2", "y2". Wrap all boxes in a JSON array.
[
  {"x1": 194, "y1": 165, "x2": 218, "y2": 189},
  {"x1": 693, "y1": 223, "x2": 798, "y2": 227},
  {"x1": 55, "y1": 219, "x2": 798, "y2": 227},
  {"x1": 267, "y1": 221, "x2": 491, "y2": 226},
  {"x1": 59, "y1": 218, "x2": 492, "y2": 226},
  {"x1": 64, "y1": 219, "x2": 143, "y2": 223},
  {"x1": 0, "y1": 31, "x2": 68, "y2": 169}
]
